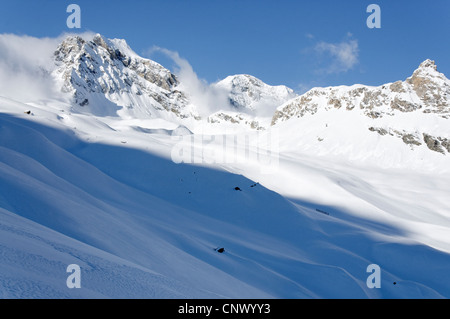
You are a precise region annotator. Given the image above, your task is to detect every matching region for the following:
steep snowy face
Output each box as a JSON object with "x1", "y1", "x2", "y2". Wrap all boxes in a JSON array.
[
  {"x1": 272, "y1": 60, "x2": 450, "y2": 156},
  {"x1": 214, "y1": 74, "x2": 297, "y2": 114},
  {"x1": 53, "y1": 34, "x2": 196, "y2": 120}
]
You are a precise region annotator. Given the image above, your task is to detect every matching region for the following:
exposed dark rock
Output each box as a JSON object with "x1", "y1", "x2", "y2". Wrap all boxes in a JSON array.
[
  {"x1": 423, "y1": 133, "x2": 445, "y2": 154},
  {"x1": 328, "y1": 98, "x2": 342, "y2": 109},
  {"x1": 271, "y1": 60, "x2": 450, "y2": 127},
  {"x1": 368, "y1": 127, "x2": 389, "y2": 136},
  {"x1": 79, "y1": 99, "x2": 89, "y2": 107},
  {"x1": 53, "y1": 34, "x2": 193, "y2": 119},
  {"x1": 316, "y1": 208, "x2": 330, "y2": 216},
  {"x1": 402, "y1": 134, "x2": 422, "y2": 146},
  {"x1": 390, "y1": 97, "x2": 419, "y2": 112}
]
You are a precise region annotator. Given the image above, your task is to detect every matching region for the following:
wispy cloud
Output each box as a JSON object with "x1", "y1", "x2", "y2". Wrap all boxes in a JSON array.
[
  {"x1": 0, "y1": 34, "x2": 61, "y2": 102},
  {"x1": 0, "y1": 32, "x2": 96, "y2": 103},
  {"x1": 312, "y1": 37, "x2": 359, "y2": 74},
  {"x1": 145, "y1": 46, "x2": 232, "y2": 116}
]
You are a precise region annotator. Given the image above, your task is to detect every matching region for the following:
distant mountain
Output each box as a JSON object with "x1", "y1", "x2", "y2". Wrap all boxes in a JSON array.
[
  {"x1": 52, "y1": 34, "x2": 296, "y2": 126},
  {"x1": 214, "y1": 74, "x2": 296, "y2": 113},
  {"x1": 9, "y1": 33, "x2": 450, "y2": 154},
  {"x1": 272, "y1": 59, "x2": 450, "y2": 155}
]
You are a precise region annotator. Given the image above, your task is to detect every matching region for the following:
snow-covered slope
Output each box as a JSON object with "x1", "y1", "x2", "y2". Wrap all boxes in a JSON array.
[
  {"x1": 1, "y1": 96, "x2": 450, "y2": 298},
  {"x1": 1, "y1": 33, "x2": 450, "y2": 299}
]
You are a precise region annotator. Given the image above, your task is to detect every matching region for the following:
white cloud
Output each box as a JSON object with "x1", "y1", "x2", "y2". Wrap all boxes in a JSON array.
[
  {"x1": 314, "y1": 38, "x2": 359, "y2": 74},
  {"x1": 146, "y1": 46, "x2": 232, "y2": 116},
  {"x1": 0, "y1": 32, "x2": 95, "y2": 103}
]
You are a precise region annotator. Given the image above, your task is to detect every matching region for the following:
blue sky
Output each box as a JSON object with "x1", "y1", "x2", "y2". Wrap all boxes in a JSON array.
[{"x1": 0, "y1": 0, "x2": 449, "y2": 92}]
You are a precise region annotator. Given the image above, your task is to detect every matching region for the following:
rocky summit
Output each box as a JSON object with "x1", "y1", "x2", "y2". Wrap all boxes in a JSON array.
[
  {"x1": 47, "y1": 34, "x2": 450, "y2": 156},
  {"x1": 271, "y1": 59, "x2": 450, "y2": 155},
  {"x1": 53, "y1": 34, "x2": 191, "y2": 119}
]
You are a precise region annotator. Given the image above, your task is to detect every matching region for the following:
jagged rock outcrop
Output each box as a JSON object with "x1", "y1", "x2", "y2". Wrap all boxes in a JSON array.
[
  {"x1": 53, "y1": 34, "x2": 194, "y2": 119},
  {"x1": 52, "y1": 34, "x2": 296, "y2": 125},
  {"x1": 271, "y1": 60, "x2": 450, "y2": 155},
  {"x1": 272, "y1": 59, "x2": 450, "y2": 125},
  {"x1": 406, "y1": 60, "x2": 450, "y2": 113},
  {"x1": 207, "y1": 111, "x2": 265, "y2": 130}
]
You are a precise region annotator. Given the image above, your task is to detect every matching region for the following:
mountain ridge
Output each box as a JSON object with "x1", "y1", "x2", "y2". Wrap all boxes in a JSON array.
[
  {"x1": 53, "y1": 34, "x2": 193, "y2": 120},
  {"x1": 2, "y1": 32, "x2": 449, "y2": 158},
  {"x1": 271, "y1": 59, "x2": 450, "y2": 156},
  {"x1": 51, "y1": 34, "x2": 449, "y2": 148}
]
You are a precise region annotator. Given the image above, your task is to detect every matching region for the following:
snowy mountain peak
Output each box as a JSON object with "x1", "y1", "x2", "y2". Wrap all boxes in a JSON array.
[
  {"x1": 405, "y1": 59, "x2": 450, "y2": 114},
  {"x1": 2, "y1": 34, "x2": 450, "y2": 299},
  {"x1": 272, "y1": 59, "x2": 450, "y2": 123},
  {"x1": 409, "y1": 59, "x2": 447, "y2": 83},
  {"x1": 417, "y1": 59, "x2": 437, "y2": 71},
  {"x1": 271, "y1": 59, "x2": 450, "y2": 157},
  {"x1": 49, "y1": 33, "x2": 301, "y2": 127},
  {"x1": 214, "y1": 74, "x2": 296, "y2": 112},
  {"x1": 53, "y1": 34, "x2": 194, "y2": 119},
  {"x1": 52, "y1": 34, "x2": 297, "y2": 124}
]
